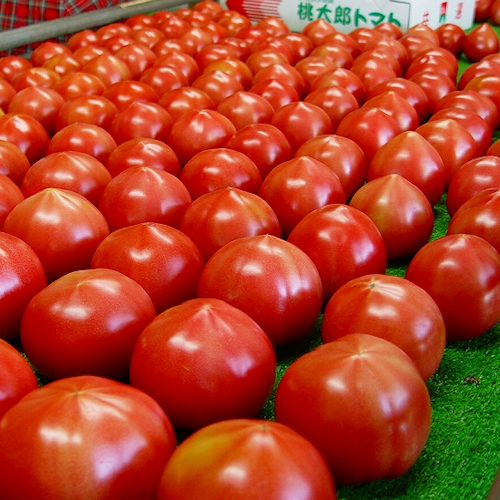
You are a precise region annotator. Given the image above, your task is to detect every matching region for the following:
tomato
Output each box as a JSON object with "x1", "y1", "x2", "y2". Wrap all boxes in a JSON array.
[
  {"x1": 274, "y1": 333, "x2": 432, "y2": 485},
  {"x1": 65, "y1": 29, "x2": 102, "y2": 51},
  {"x1": 435, "y1": 23, "x2": 466, "y2": 56},
  {"x1": 446, "y1": 156, "x2": 500, "y2": 216},
  {"x1": 130, "y1": 298, "x2": 276, "y2": 430},
  {"x1": 251, "y1": 37, "x2": 295, "y2": 65},
  {"x1": 54, "y1": 94, "x2": 119, "y2": 132},
  {"x1": 20, "y1": 151, "x2": 111, "y2": 206},
  {"x1": 216, "y1": 90, "x2": 274, "y2": 130},
  {"x1": 475, "y1": 0, "x2": 494, "y2": 21},
  {"x1": 98, "y1": 166, "x2": 191, "y2": 231},
  {"x1": 0, "y1": 375, "x2": 176, "y2": 500},
  {"x1": 364, "y1": 37, "x2": 409, "y2": 73},
  {"x1": 408, "y1": 71, "x2": 456, "y2": 112},
  {"x1": 259, "y1": 17, "x2": 289, "y2": 37},
  {"x1": 82, "y1": 53, "x2": 132, "y2": 88},
  {"x1": 192, "y1": 0, "x2": 224, "y2": 19},
  {"x1": 7, "y1": 86, "x2": 65, "y2": 136},
  {"x1": 202, "y1": 58, "x2": 253, "y2": 90},
  {"x1": 191, "y1": 69, "x2": 244, "y2": 105},
  {"x1": 301, "y1": 18, "x2": 336, "y2": 46},
  {"x1": 416, "y1": 118, "x2": 478, "y2": 186},
  {"x1": 0, "y1": 77, "x2": 16, "y2": 113},
  {"x1": 350, "y1": 56, "x2": 399, "y2": 94},
  {"x1": 245, "y1": 49, "x2": 291, "y2": 75},
  {"x1": 180, "y1": 147, "x2": 262, "y2": 199},
  {"x1": 195, "y1": 43, "x2": 240, "y2": 71},
  {"x1": 294, "y1": 55, "x2": 338, "y2": 90},
  {"x1": 139, "y1": 64, "x2": 189, "y2": 95},
  {"x1": 125, "y1": 13, "x2": 158, "y2": 29},
  {"x1": 104, "y1": 137, "x2": 180, "y2": 178},
  {"x1": 405, "y1": 51, "x2": 458, "y2": 82},
  {"x1": 225, "y1": 123, "x2": 293, "y2": 179},
  {"x1": 3, "y1": 188, "x2": 109, "y2": 282},
  {"x1": 179, "y1": 187, "x2": 280, "y2": 261},
  {"x1": 336, "y1": 106, "x2": 401, "y2": 163},
  {"x1": 0, "y1": 338, "x2": 37, "y2": 418},
  {"x1": 464, "y1": 23, "x2": 500, "y2": 62},
  {"x1": 258, "y1": 156, "x2": 346, "y2": 237},
  {"x1": 168, "y1": 109, "x2": 236, "y2": 166},
  {"x1": 0, "y1": 232, "x2": 46, "y2": 342},
  {"x1": 464, "y1": 73, "x2": 500, "y2": 115},
  {"x1": 52, "y1": 71, "x2": 106, "y2": 100},
  {"x1": 0, "y1": 56, "x2": 33, "y2": 83},
  {"x1": 270, "y1": 101, "x2": 334, "y2": 152},
  {"x1": 131, "y1": 27, "x2": 165, "y2": 49},
  {"x1": 72, "y1": 45, "x2": 111, "y2": 65},
  {"x1": 0, "y1": 140, "x2": 31, "y2": 185},
  {"x1": 491, "y1": 0, "x2": 500, "y2": 24},
  {"x1": 310, "y1": 67, "x2": 367, "y2": 105},
  {"x1": 349, "y1": 27, "x2": 384, "y2": 51},
  {"x1": 295, "y1": 134, "x2": 367, "y2": 201},
  {"x1": 447, "y1": 188, "x2": 500, "y2": 254},
  {"x1": 322, "y1": 31, "x2": 361, "y2": 59},
  {"x1": 251, "y1": 63, "x2": 308, "y2": 99},
  {"x1": 322, "y1": 274, "x2": 445, "y2": 381},
  {"x1": 0, "y1": 113, "x2": 50, "y2": 164},
  {"x1": 405, "y1": 234, "x2": 500, "y2": 341},
  {"x1": 178, "y1": 26, "x2": 216, "y2": 54},
  {"x1": 96, "y1": 22, "x2": 133, "y2": 41},
  {"x1": 349, "y1": 174, "x2": 434, "y2": 261},
  {"x1": 198, "y1": 234, "x2": 323, "y2": 347},
  {"x1": 156, "y1": 419, "x2": 337, "y2": 500},
  {"x1": 248, "y1": 78, "x2": 301, "y2": 111},
  {"x1": 457, "y1": 57, "x2": 500, "y2": 90},
  {"x1": 47, "y1": 122, "x2": 117, "y2": 164},
  {"x1": 367, "y1": 130, "x2": 446, "y2": 207},
  {"x1": 0, "y1": 174, "x2": 23, "y2": 227},
  {"x1": 11, "y1": 67, "x2": 60, "y2": 91},
  {"x1": 154, "y1": 50, "x2": 200, "y2": 84},
  {"x1": 42, "y1": 53, "x2": 83, "y2": 79},
  {"x1": 101, "y1": 80, "x2": 159, "y2": 111},
  {"x1": 158, "y1": 86, "x2": 214, "y2": 121},
  {"x1": 107, "y1": 101, "x2": 174, "y2": 145},
  {"x1": 30, "y1": 41, "x2": 71, "y2": 66},
  {"x1": 287, "y1": 204, "x2": 387, "y2": 303},
  {"x1": 91, "y1": 222, "x2": 201, "y2": 313},
  {"x1": 309, "y1": 42, "x2": 354, "y2": 69},
  {"x1": 404, "y1": 23, "x2": 440, "y2": 46}
]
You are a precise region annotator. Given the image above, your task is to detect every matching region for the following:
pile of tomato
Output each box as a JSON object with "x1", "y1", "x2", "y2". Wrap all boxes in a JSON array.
[{"x1": 1, "y1": 0, "x2": 500, "y2": 497}]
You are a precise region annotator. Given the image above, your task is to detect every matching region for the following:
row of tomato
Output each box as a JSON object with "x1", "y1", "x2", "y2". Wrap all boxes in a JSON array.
[{"x1": 1, "y1": 1, "x2": 500, "y2": 498}]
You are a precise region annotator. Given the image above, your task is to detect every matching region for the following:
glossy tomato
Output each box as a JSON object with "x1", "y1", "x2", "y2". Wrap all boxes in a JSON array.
[
  {"x1": 274, "y1": 334, "x2": 432, "y2": 485},
  {"x1": 3, "y1": 188, "x2": 109, "y2": 282},
  {"x1": 0, "y1": 375, "x2": 176, "y2": 500},
  {"x1": 435, "y1": 23, "x2": 466, "y2": 56},
  {"x1": 101, "y1": 80, "x2": 159, "y2": 111},
  {"x1": 130, "y1": 298, "x2": 276, "y2": 430},
  {"x1": 322, "y1": 274, "x2": 445, "y2": 380},
  {"x1": 198, "y1": 234, "x2": 323, "y2": 347},
  {"x1": 157, "y1": 86, "x2": 215, "y2": 122},
  {"x1": 156, "y1": 419, "x2": 337, "y2": 500},
  {"x1": 52, "y1": 71, "x2": 106, "y2": 100},
  {"x1": 21, "y1": 268, "x2": 156, "y2": 380},
  {"x1": 405, "y1": 234, "x2": 500, "y2": 341},
  {"x1": 0, "y1": 174, "x2": 24, "y2": 227},
  {"x1": 248, "y1": 78, "x2": 301, "y2": 111},
  {"x1": 464, "y1": 23, "x2": 500, "y2": 62}
]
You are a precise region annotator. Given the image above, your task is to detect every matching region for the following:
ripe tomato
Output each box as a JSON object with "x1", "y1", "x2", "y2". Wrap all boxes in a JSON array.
[
  {"x1": 322, "y1": 274, "x2": 445, "y2": 381},
  {"x1": 98, "y1": 166, "x2": 191, "y2": 231},
  {"x1": 301, "y1": 18, "x2": 336, "y2": 46},
  {"x1": 293, "y1": 55, "x2": 338, "y2": 90},
  {"x1": 251, "y1": 63, "x2": 308, "y2": 99},
  {"x1": 197, "y1": 234, "x2": 323, "y2": 347},
  {"x1": 464, "y1": 23, "x2": 500, "y2": 62},
  {"x1": 156, "y1": 419, "x2": 337, "y2": 500},
  {"x1": 154, "y1": 50, "x2": 200, "y2": 84},
  {"x1": 248, "y1": 78, "x2": 301, "y2": 111},
  {"x1": 3, "y1": 188, "x2": 109, "y2": 282},
  {"x1": 139, "y1": 64, "x2": 189, "y2": 95},
  {"x1": 287, "y1": 204, "x2": 387, "y2": 303},
  {"x1": 11, "y1": 67, "x2": 60, "y2": 91},
  {"x1": 0, "y1": 77, "x2": 16, "y2": 112},
  {"x1": 92, "y1": 222, "x2": 204, "y2": 313},
  {"x1": 180, "y1": 147, "x2": 262, "y2": 199},
  {"x1": 309, "y1": 42, "x2": 353, "y2": 69},
  {"x1": 191, "y1": 69, "x2": 244, "y2": 105},
  {"x1": 408, "y1": 71, "x2": 456, "y2": 112},
  {"x1": 258, "y1": 155, "x2": 346, "y2": 237},
  {"x1": 0, "y1": 174, "x2": 23, "y2": 227},
  {"x1": 0, "y1": 375, "x2": 176, "y2": 500},
  {"x1": 405, "y1": 234, "x2": 500, "y2": 341},
  {"x1": 112, "y1": 43, "x2": 157, "y2": 80},
  {"x1": 52, "y1": 71, "x2": 106, "y2": 100},
  {"x1": 0, "y1": 140, "x2": 31, "y2": 186},
  {"x1": 274, "y1": 334, "x2": 432, "y2": 485},
  {"x1": 21, "y1": 268, "x2": 156, "y2": 380},
  {"x1": 130, "y1": 298, "x2": 276, "y2": 430},
  {"x1": 101, "y1": 80, "x2": 159, "y2": 111},
  {"x1": 0, "y1": 56, "x2": 33, "y2": 83},
  {"x1": 435, "y1": 23, "x2": 466, "y2": 56},
  {"x1": 158, "y1": 86, "x2": 215, "y2": 121},
  {"x1": 81, "y1": 53, "x2": 132, "y2": 87},
  {"x1": 179, "y1": 187, "x2": 281, "y2": 261}
]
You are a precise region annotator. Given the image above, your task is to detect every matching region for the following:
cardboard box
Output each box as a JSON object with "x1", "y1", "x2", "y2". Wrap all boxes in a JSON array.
[{"x1": 220, "y1": 0, "x2": 475, "y2": 33}]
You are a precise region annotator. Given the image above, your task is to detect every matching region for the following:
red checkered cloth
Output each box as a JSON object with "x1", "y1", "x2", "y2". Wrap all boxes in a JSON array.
[{"x1": 0, "y1": 0, "x2": 122, "y2": 56}]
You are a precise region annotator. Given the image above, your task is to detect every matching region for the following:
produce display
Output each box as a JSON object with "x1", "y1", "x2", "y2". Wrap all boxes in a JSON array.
[{"x1": 1, "y1": 0, "x2": 500, "y2": 498}]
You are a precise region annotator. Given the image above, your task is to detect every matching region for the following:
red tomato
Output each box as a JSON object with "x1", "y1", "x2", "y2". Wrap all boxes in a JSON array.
[
  {"x1": 295, "y1": 134, "x2": 367, "y2": 201},
  {"x1": 258, "y1": 156, "x2": 346, "y2": 237},
  {"x1": 225, "y1": 122, "x2": 293, "y2": 179},
  {"x1": 3, "y1": 188, "x2": 109, "y2": 282},
  {"x1": 0, "y1": 140, "x2": 31, "y2": 186},
  {"x1": 271, "y1": 101, "x2": 334, "y2": 152},
  {"x1": 20, "y1": 151, "x2": 111, "y2": 206},
  {"x1": 309, "y1": 67, "x2": 366, "y2": 106},
  {"x1": 202, "y1": 58, "x2": 253, "y2": 90},
  {"x1": 156, "y1": 419, "x2": 337, "y2": 500},
  {"x1": 0, "y1": 232, "x2": 46, "y2": 341},
  {"x1": 180, "y1": 147, "x2": 262, "y2": 199},
  {"x1": 30, "y1": 41, "x2": 71, "y2": 66},
  {"x1": 294, "y1": 55, "x2": 338, "y2": 90},
  {"x1": 475, "y1": 0, "x2": 494, "y2": 21},
  {"x1": 0, "y1": 56, "x2": 33, "y2": 83},
  {"x1": 350, "y1": 56, "x2": 399, "y2": 94},
  {"x1": 251, "y1": 63, "x2": 308, "y2": 99},
  {"x1": 0, "y1": 77, "x2": 16, "y2": 112},
  {"x1": 349, "y1": 27, "x2": 384, "y2": 51},
  {"x1": 11, "y1": 67, "x2": 60, "y2": 91},
  {"x1": 0, "y1": 113, "x2": 50, "y2": 164},
  {"x1": 154, "y1": 50, "x2": 200, "y2": 84},
  {"x1": 96, "y1": 22, "x2": 133, "y2": 40},
  {"x1": 404, "y1": 23, "x2": 440, "y2": 46},
  {"x1": 435, "y1": 23, "x2": 466, "y2": 56},
  {"x1": 245, "y1": 49, "x2": 291, "y2": 75},
  {"x1": 408, "y1": 71, "x2": 456, "y2": 112},
  {"x1": 405, "y1": 52, "x2": 457, "y2": 82},
  {"x1": 139, "y1": 64, "x2": 189, "y2": 95},
  {"x1": 464, "y1": 74, "x2": 500, "y2": 115},
  {"x1": 168, "y1": 109, "x2": 236, "y2": 165},
  {"x1": 65, "y1": 29, "x2": 102, "y2": 51},
  {"x1": 287, "y1": 204, "x2": 387, "y2": 303},
  {"x1": 21, "y1": 268, "x2": 156, "y2": 380},
  {"x1": 130, "y1": 298, "x2": 276, "y2": 430},
  {"x1": 248, "y1": 78, "x2": 301, "y2": 111},
  {"x1": 447, "y1": 188, "x2": 500, "y2": 254},
  {"x1": 104, "y1": 137, "x2": 180, "y2": 178},
  {"x1": 91, "y1": 222, "x2": 204, "y2": 313},
  {"x1": 179, "y1": 187, "x2": 281, "y2": 261},
  {"x1": 98, "y1": 166, "x2": 191, "y2": 231},
  {"x1": 336, "y1": 106, "x2": 401, "y2": 163},
  {"x1": 457, "y1": 57, "x2": 500, "y2": 90},
  {"x1": 301, "y1": 18, "x2": 336, "y2": 46},
  {"x1": 446, "y1": 156, "x2": 500, "y2": 216},
  {"x1": 322, "y1": 31, "x2": 361, "y2": 59},
  {"x1": 195, "y1": 43, "x2": 240, "y2": 71},
  {"x1": 464, "y1": 23, "x2": 500, "y2": 62},
  {"x1": 0, "y1": 338, "x2": 38, "y2": 418},
  {"x1": 158, "y1": 86, "x2": 214, "y2": 121},
  {"x1": 107, "y1": 101, "x2": 173, "y2": 145},
  {"x1": 491, "y1": 0, "x2": 500, "y2": 24},
  {"x1": 0, "y1": 174, "x2": 23, "y2": 227},
  {"x1": 192, "y1": 0, "x2": 224, "y2": 19},
  {"x1": 82, "y1": 53, "x2": 132, "y2": 88},
  {"x1": 0, "y1": 375, "x2": 176, "y2": 500},
  {"x1": 52, "y1": 71, "x2": 106, "y2": 100},
  {"x1": 416, "y1": 118, "x2": 478, "y2": 186},
  {"x1": 40, "y1": 52, "x2": 80, "y2": 79},
  {"x1": 405, "y1": 234, "x2": 500, "y2": 341},
  {"x1": 309, "y1": 42, "x2": 354, "y2": 69},
  {"x1": 349, "y1": 174, "x2": 434, "y2": 261},
  {"x1": 322, "y1": 274, "x2": 445, "y2": 380},
  {"x1": 198, "y1": 234, "x2": 323, "y2": 347},
  {"x1": 191, "y1": 69, "x2": 244, "y2": 105},
  {"x1": 367, "y1": 130, "x2": 446, "y2": 207},
  {"x1": 72, "y1": 45, "x2": 111, "y2": 66},
  {"x1": 274, "y1": 333, "x2": 432, "y2": 485},
  {"x1": 47, "y1": 122, "x2": 117, "y2": 164},
  {"x1": 101, "y1": 80, "x2": 159, "y2": 111},
  {"x1": 7, "y1": 86, "x2": 65, "y2": 136}
]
